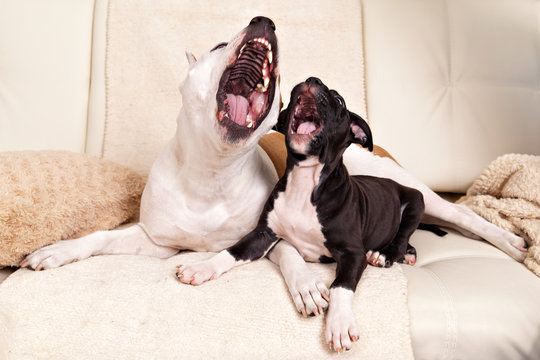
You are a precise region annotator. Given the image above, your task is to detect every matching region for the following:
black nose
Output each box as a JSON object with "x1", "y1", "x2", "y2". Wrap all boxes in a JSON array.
[
  {"x1": 250, "y1": 16, "x2": 276, "y2": 31},
  {"x1": 306, "y1": 77, "x2": 323, "y2": 86}
]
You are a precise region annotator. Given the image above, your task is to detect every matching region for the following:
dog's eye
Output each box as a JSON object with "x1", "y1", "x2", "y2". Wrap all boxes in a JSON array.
[
  {"x1": 335, "y1": 96, "x2": 344, "y2": 106},
  {"x1": 211, "y1": 42, "x2": 228, "y2": 52}
]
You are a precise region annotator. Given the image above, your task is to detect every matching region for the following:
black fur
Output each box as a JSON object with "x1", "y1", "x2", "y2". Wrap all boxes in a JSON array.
[{"x1": 225, "y1": 77, "x2": 424, "y2": 294}]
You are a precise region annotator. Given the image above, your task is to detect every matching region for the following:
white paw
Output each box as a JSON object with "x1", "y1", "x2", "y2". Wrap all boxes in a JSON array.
[
  {"x1": 504, "y1": 233, "x2": 528, "y2": 262},
  {"x1": 325, "y1": 303, "x2": 360, "y2": 352},
  {"x1": 176, "y1": 251, "x2": 237, "y2": 286},
  {"x1": 176, "y1": 261, "x2": 220, "y2": 285},
  {"x1": 20, "y1": 241, "x2": 86, "y2": 271},
  {"x1": 366, "y1": 250, "x2": 386, "y2": 267},
  {"x1": 284, "y1": 265, "x2": 329, "y2": 317},
  {"x1": 325, "y1": 288, "x2": 359, "y2": 352}
]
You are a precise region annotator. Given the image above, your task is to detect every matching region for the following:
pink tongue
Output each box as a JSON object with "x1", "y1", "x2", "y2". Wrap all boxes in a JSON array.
[
  {"x1": 226, "y1": 94, "x2": 249, "y2": 126},
  {"x1": 297, "y1": 121, "x2": 317, "y2": 134}
]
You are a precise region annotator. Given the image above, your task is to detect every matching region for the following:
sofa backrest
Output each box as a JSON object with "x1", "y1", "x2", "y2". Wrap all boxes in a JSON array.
[
  {"x1": 1, "y1": 0, "x2": 539, "y2": 193},
  {"x1": 362, "y1": 0, "x2": 540, "y2": 192},
  {"x1": 0, "y1": 0, "x2": 95, "y2": 153}
]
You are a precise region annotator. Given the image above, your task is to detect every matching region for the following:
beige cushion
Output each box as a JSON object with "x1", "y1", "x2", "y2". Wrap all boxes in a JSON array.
[
  {"x1": 0, "y1": 151, "x2": 145, "y2": 266},
  {"x1": 362, "y1": 0, "x2": 540, "y2": 192},
  {"x1": 0, "y1": 0, "x2": 95, "y2": 153}
]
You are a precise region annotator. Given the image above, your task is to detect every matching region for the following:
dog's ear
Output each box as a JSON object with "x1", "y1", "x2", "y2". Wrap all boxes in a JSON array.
[
  {"x1": 185, "y1": 50, "x2": 197, "y2": 66},
  {"x1": 349, "y1": 112, "x2": 373, "y2": 151},
  {"x1": 273, "y1": 109, "x2": 289, "y2": 134}
]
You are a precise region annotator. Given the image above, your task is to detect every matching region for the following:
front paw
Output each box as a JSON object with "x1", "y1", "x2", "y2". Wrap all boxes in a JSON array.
[
  {"x1": 325, "y1": 308, "x2": 359, "y2": 352},
  {"x1": 176, "y1": 250, "x2": 237, "y2": 286},
  {"x1": 284, "y1": 266, "x2": 329, "y2": 317},
  {"x1": 325, "y1": 288, "x2": 359, "y2": 352},
  {"x1": 176, "y1": 261, "x2": 219, "y2": 285},
  {"x1": 20, "y1": 241, "x2": 86, "y2": 271}
]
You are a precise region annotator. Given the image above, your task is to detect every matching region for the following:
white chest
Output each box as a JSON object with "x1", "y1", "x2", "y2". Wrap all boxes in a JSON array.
[
  {"x1": 267, "y1": 161, "x2": 332, "y2": 262},
  {"x1": 139, "y1": 143, "x2": 277, "y2": 252}
]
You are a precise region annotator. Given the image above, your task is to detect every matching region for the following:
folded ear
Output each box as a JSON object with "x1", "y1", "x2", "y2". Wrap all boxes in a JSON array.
[
  {"x1": 349, "y1": 112, "x2": 373, "y2": 151},
  {"x1": 185, "y1": 50, "x2": 197, "y2": 66},
  {"x1": 273, "y1": 108, "x2": 289, "y2": 134}
]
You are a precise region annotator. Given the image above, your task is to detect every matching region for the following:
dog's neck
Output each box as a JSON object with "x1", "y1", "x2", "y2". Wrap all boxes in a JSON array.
[
  {"x1": 172, "y1": 106, "x2": 262, "y2": 191},
  {"x1": 286, "y1": 153, "x2": 351, "y2": 204}
]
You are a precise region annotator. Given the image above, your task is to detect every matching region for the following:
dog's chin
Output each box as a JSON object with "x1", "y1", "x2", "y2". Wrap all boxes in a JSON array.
[{"x1": 216, "y1": 36, "x2": 278, "y2": 145}]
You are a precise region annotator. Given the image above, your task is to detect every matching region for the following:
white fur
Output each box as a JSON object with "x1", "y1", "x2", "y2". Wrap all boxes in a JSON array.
[
  {"x1": 267, "y1": 157, "x2": 332, "y2": 262},
  {"x1": 22, "y1": 24, "x2": 280, "y2": 270},
  {"x1": 176, "y1": 250, "x2": 240, "y2": 286},
  {"x1": 267, "y1": 241, "x2": 329, "y2": 316},
  {"x1": 325, "y1": 287, "x2": 359, "y2": 352}
]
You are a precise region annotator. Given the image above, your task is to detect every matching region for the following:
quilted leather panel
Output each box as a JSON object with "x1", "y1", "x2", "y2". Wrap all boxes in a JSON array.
[
  {"x1": 362, "y1": 0, "x2": 540, "y2": 192},
  {"x1": 0, "y1": 0, "x2": 95, "y2": 152}
]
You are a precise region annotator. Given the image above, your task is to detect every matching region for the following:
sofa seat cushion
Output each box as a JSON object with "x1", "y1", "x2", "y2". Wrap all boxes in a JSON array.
[
  {"x1": 404, "y1": 230, "x2": 540, "y2": 360},
  {"x1": 0, "y1": 252, "x2": 415, "y2": 359}
]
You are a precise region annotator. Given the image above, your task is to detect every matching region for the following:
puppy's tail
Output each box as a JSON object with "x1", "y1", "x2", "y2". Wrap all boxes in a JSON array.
[{"x1": 418, "y1": 223, "x2": 448, "y2": 237}]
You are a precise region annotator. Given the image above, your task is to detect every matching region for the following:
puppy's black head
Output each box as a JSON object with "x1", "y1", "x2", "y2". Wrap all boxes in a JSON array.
[{"x1": 276, "y1": 77, "x2": 372, "y2": 163}]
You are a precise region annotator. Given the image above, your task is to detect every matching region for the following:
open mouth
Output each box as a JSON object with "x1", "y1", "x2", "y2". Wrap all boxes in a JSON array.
[
  {"x1": 217, "y1": 37, "x2": 277, "y2": 141},
  {"x1": 290, "y1": 93, "x2": 322, "y2": 138}
]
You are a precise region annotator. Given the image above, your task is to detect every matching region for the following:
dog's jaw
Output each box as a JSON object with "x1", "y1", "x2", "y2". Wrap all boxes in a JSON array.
[
  {"x1": 285, "y1": 85, "x2": 324, "y2": 156},
  {"x1": 178, "y1": 18, "x2": 280, "y2": 155},
  {"x1": 215, "y1": 20, "x2": 280, "y2": 146}
]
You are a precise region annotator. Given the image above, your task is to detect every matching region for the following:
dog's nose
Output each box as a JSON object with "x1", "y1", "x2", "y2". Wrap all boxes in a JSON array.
[
  {"x1": 250, "y1": 16, "x2": 276, "y2": 31},
  {"x1": 306, "y1": 77, "x2": 323, "y2": 86}
]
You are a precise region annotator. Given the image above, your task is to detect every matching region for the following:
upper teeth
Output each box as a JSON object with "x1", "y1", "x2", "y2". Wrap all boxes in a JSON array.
[{"x1": 253, "y1": 37, "x2": 272, "y2": 51}]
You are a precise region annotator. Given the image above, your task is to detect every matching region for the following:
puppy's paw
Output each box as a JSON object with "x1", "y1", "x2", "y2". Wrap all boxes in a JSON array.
[
  {"x1": 176, "y1": 261, "x2": 219, "y2": 285},
  {"x1": 176, "y1": 251, "x2": 237, "y2": 285},
  {"x1": 400, "y1": 244, "x2": 417, "y2": 266},
  {"x1": 325, "y1": 289, "x2": 359, "y2": 353},
  {"x1": 284, "y1": 265, "x2": 329, "y2": 317},
  {"x1": 366, "y1": 250, "x2": 390, "y2": 267}
]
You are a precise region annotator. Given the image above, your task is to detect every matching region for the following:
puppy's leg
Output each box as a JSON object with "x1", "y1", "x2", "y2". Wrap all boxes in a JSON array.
[
  {"x1": 423, "y1": 192, "x2": 527, "y2": 261},
  {"x1": 368, "y1": 189, "x2": 424, "y2": 267},
  {"x1": 267, "y1": 241, "x2": 330, "y2": 317},
  {"x1": 176, "y1": 228, "x2": 278, "y2": 286},
  {"x1": 325, "y1": 251, "x2": 366, "y2": 353},
  {"x1": 345, "y1": 148, "x2": 527, "y2": 261},
  {"x1": 20, "y1": 224, "x2": 178, "y2": 271}
]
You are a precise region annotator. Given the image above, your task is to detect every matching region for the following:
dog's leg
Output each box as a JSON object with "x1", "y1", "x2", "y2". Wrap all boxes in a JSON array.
[
  {"x1": 267, "y1": 241, "x2": 330, "y2": 316},
  {"x1": 368, "y1": 190, "x2": 424, "y2": 267},
  {"x1": 345, "y1": 148, "x2": 528, "y2": 261},
  {"x1": 422, "y1": 192, "x2": 527, "y2": 261},
  {"x1": 176, "y1": 228, "x2": 279, "y2": 285},
  {"x1": 20, "y1": 224, "x2": 178, "y2": 270},
  {"x1": 325, "y1": 251, "x2": 366, "y2": 353}
]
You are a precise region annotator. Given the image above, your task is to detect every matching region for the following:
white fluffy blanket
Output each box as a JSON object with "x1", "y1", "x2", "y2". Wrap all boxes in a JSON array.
[
  {"x1": 0, "y1": 252, "x2": 413, "y2": 359},
  {"x1": 459, "y1": 154, "x2": 540, "y2": 276}
]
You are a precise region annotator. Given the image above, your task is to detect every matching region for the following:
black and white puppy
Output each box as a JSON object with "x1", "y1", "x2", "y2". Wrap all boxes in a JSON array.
[{"x1": 176, "y1": 77, "x2": 424, "y2": 352}]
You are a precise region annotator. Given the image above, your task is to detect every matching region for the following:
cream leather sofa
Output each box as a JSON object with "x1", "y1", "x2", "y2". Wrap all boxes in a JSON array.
[{"x1": 1, "y1": 1, "x2": 539, "y2": 359}]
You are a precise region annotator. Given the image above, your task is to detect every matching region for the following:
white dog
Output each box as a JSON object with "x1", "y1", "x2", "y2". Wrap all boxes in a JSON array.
[
  {"x1": 22, "y1": 16, "x2": 282, "y2": 268},
  {"x1": 22, "y1": 17, "x2": 527, "y2": 351}
]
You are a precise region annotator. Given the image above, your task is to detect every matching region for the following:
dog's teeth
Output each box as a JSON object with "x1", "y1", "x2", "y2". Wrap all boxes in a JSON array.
[
  {"x1": 267, "y1": 51, "x2": 273, "y2": 64},
  {"x1": 247, "y1": 114, "x2": 253, "y2": 128}
]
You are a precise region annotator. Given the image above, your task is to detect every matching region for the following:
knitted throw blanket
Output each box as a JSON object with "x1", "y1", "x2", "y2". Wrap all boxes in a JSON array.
[{"x1": 459, "y1": 154, "x2": 540, "y2": 276}]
